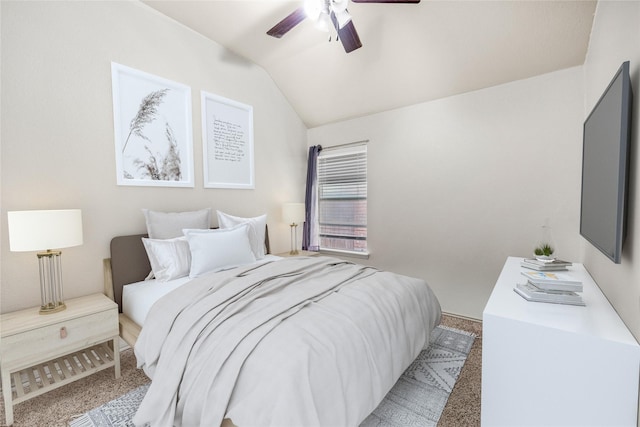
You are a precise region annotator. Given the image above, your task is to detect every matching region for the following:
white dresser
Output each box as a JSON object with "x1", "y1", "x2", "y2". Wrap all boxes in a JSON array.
[{"x1": 482, "y1": 257, "x2": 640, "y2": 426}]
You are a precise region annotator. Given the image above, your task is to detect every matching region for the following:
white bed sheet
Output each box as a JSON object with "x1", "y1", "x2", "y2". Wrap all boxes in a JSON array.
[
  {"x1": 122, "y1": 255, "x2": 282, "y2": 327},
  {"x1": 123, "y1": 276, "x2": 190, "y2": 327}
]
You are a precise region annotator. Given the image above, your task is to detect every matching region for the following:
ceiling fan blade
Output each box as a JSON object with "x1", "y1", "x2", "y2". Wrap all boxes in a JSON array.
[
  {"x1": 333, "y1": 16, "x2": 362, "y2": 53},
  {"x1": 351, "y1": 0, "x2": 420, "y2": 3},
  {"x1": 267, "y1": 7, "x2": 307, "y2": 38}
]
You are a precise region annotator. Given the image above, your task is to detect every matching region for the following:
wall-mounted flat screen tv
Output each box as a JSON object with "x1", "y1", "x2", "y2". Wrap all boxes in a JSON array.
[{"x1": 580, "y1": 61, "x2": 633, "y2": 264}]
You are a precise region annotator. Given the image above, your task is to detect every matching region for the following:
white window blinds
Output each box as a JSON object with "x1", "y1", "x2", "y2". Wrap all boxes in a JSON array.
[{"x1": 317, "y1": 143, "x2": 367, "y2": 254}]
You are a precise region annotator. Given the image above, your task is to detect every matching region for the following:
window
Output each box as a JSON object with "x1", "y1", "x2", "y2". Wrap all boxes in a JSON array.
[{"x1": 317, "y1": 143, "x2": 367, "y2": 255}]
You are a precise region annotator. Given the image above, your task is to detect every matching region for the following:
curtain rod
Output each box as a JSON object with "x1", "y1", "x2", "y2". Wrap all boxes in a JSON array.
[{"x1": 319, "y1": 139, "x2": 369, "y2": 152}]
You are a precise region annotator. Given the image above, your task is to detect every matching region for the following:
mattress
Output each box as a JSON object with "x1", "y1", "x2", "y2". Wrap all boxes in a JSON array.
[{"x1": 122, "y1": 255, "x2": 282, "y2": 326}]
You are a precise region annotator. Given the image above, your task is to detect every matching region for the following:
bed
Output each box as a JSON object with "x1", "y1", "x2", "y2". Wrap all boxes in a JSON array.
[{"x1": 104, "y1": 222, "x2": 441, "y2": 427}]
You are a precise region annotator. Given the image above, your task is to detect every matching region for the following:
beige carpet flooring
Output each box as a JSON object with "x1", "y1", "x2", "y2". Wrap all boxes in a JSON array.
[
  {"x1": 0, "y1": 313, "x2": 482, "y2": 427},
  {"x1": 438, "y1": 314, "x2": 483, "y2": 427}
]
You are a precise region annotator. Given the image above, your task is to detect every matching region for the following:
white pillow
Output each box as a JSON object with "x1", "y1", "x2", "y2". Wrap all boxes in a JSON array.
[
  {"x1": 216, "y1": 211, "x2": 267, "y2": 259},
  {"x1": 184, "y1": 225, "x2": 256, "y2": 278},
  {"x1": 141, "y1": 236, "x2": 191, "y2": 282},
  {"x1": 143, "y1": 208, "x2": 211, "y2": 239}
]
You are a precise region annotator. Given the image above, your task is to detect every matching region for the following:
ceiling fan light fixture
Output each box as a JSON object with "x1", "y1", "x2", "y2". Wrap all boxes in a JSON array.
[
  {"x1": 270, "y1": 0, "x2": 418, "y2": 53},
  {"x1": 315, "y1": 11, "x2": 332, "y2": 32},
  {"x1": 304, "y1": 0, "x2": 323, "y2": 21}
]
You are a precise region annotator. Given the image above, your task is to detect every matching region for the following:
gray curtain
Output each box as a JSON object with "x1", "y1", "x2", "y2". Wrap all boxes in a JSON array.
[{"x1": 302, "y1": 145, "x2": 322, "y2": 251}]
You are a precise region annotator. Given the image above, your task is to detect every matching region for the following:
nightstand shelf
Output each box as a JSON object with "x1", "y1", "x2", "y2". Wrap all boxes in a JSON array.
[
  {"x1": 1, "y1": 293, "x2": 120, "y2": 426},
  {"x1": 9, "y1": 342, "x2": 117, "y2": 404}
]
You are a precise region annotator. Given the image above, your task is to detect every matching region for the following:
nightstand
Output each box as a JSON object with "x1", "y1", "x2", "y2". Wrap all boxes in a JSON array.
[
  {"x1": 1, "y1": 293, "x2": 120, "y2": 426},
  {"x1": 277, "y1": 250, "x2": 320, "y2": 257}
]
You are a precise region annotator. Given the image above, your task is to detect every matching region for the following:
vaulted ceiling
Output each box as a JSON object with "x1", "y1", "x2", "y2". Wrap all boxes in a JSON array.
[{"x1": 143, "y1": 0, "x2": 597, "y2": 127}]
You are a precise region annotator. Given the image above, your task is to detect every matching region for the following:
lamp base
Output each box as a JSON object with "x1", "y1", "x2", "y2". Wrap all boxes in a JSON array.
[
  {"x1": 37, "y1": 250, "x2": 66, "y2": 316},
  {"x1": 289, "y1": 223, "x2": 300, "y2": 256},
  {"x1": 39, "y1": 302, "x2": 66, "y2": 315}
]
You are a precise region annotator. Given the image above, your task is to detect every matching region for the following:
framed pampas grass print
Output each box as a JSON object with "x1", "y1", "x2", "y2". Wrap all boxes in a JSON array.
[{"x1": 111, "y1": 63, "x2": 194, "y2": 187}]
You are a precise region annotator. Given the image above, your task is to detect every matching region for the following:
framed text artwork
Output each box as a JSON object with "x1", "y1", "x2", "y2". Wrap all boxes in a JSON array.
[
  {"x1": 111, "y1": 63, "x2": 194, "y2": 187},
  {"x1": 201, "y1": 91, "x2": 254, "y2": 189}
]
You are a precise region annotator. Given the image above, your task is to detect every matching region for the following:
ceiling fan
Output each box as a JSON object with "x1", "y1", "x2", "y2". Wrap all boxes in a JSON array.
[{"x1": 266, "y1": 0, "x2": 421, "y2": 54}]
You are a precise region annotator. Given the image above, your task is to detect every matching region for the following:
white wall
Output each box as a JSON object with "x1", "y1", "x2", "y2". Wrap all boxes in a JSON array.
[
  {"x1": 0, "y1": 1, "x2": 308, "y2": 313},
  {"x1": 582, "y1": 1, "x2": 640, "y2": 342},
  {"x1": 308, "y1": 67, "x2": 584, "y2": 319}
]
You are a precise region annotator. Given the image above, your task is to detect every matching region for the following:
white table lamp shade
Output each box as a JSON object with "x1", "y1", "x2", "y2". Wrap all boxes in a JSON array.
[
  {"x1": 8, "y1": 209, "x2": 83, "y2": 252},
  {"x1": 282, "y1": 203, "x2": 305, "y2": 225},
  {"x1": 7, "y1": 209, "x2": 83, "y2": 314}
]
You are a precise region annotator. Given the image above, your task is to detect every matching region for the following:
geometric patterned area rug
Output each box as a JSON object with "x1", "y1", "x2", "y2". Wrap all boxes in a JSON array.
[
  {"x1": 70, "y1": 325, "x2": 475, "y2": 427},
  {"x1": 361, "y1": 325, "x2": 476, "y2": 427},
  {"x1": 69, "y1": 383, "x2": 149, "y2": 427}
]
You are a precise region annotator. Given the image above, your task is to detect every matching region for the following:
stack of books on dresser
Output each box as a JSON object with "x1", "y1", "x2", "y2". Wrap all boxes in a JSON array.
[
  {"x1": 520, "y1": 258, "x2": 572, "y2": 271},
  {"x1": 514, "y1": 270, "x2": 585, "y2": 306}
]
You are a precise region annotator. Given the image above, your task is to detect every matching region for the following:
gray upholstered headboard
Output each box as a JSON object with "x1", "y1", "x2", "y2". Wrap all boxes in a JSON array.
[
  {"x1": 108, "y1": 226, "x2": 270, "y2": 312},
  {"x1": 109, "y1": 234, "x2": 150, "y2": 313}
]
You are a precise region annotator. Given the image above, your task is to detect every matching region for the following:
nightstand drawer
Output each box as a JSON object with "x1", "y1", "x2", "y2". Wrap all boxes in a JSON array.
[{"x1": 1, "y1": 308, "x2": 117, "y2": 369}]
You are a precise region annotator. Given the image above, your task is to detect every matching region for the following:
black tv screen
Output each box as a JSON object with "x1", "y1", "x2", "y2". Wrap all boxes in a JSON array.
[{"x1": 580, "y1": 61, "x2": 633, "y2": 264}]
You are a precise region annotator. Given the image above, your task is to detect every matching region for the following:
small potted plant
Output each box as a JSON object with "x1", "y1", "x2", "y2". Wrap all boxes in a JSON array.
[{"x1": 534, "y1": 243, "x2": 555, "y2": 261}]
